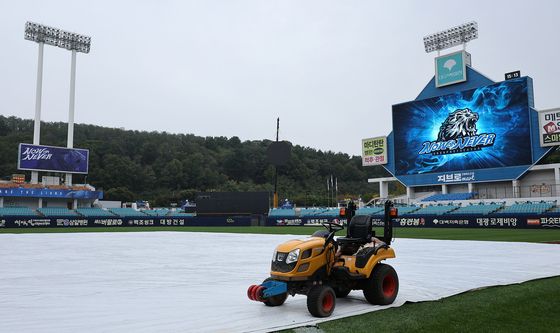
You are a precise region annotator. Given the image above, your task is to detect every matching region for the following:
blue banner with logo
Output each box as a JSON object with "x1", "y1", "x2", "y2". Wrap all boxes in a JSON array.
[
  {"x1": 18, "y1": 143, "x2": 89, "y2": 174},
  {"x1": 0, "y1": 187, "x2": 102, "y2": 199}
]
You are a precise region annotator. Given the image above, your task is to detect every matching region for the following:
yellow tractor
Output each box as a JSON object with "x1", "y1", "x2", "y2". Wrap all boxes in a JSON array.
[{"x1": 248, "y1": 201, "x2": 399, "y2": 317}]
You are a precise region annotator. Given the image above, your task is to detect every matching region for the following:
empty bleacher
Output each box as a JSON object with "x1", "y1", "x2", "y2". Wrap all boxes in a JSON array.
[
  {"x1": 412, "y1": 205, "x2": 459, "y2": 215},
  {"x1": 142, "y1": 209, "x2": 170, "y2": 217},
  {"x1": 0, "y1": 207, "x2": 39, "y2": 217},
  {"x1": 394, "y1": 206, "x2": 421, "y2": 215},
  {"x1": 268, "y1": 208, "x2": 297, "y2": 217},
  {"x1": 76, "y1": 207, "x2": 117, "y2": 217},
  {"x1": 496, "y1": 202, "x2": 555, "y2": 215},
  {"x1": 422, "y1": 192, "x2": 477, "y2": 202},
  {"x1": 356, "y1": 206, "x2": 384, "y2": 215},
  {"x1": 166, "y1": 211, "x2": 196, "y2": 217},
  {"x1": 299, "y1": 208, "x2": 339, "y2": 217},
  {"x1": 108, "y1": 208, "x2": 148, "y2": 217},
  {"x1": 447, "y1": 203, "x2": 504, "y2": 215},
  {"x1": 38, "y1": 207, "x2": 80, "y2": 217}
]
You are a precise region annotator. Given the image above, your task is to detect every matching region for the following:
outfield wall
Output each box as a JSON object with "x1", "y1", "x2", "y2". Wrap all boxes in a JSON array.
[
  {"x1": 266, "y1": 215, "x2": 560, "y2": 228},
  {"x1": 0, "y1": 215, "x2": 252, "y2": 228},
  {"x1": 2, "y1": 214, "x2": 559, "y2": 229}
]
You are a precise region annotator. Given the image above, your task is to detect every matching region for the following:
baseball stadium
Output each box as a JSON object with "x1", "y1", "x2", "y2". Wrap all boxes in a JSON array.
[{"x1": 1, "y1": 18, "x2": 559, "y2": 333}]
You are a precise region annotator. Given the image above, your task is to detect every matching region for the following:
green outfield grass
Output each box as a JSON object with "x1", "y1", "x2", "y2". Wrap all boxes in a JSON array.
[
  {"x1": 1, "y1": 226, "x2": 559, "y2": 243},
  {"x1": 301, "y1": 275, "x2": 560, "y2": 333}
]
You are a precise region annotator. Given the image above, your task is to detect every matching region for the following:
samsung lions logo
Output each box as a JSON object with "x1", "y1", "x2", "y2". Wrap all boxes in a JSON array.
[{"x1": 419, "y1": 108, "x2": 496, "y2": 155}]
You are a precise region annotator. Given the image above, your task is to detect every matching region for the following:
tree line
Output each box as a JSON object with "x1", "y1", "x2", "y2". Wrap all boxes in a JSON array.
[{"x1": 0, "y1": 116, "x2": 398, "y2": 207}]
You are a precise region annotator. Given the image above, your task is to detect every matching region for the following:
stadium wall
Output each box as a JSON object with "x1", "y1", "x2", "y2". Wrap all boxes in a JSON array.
[
  {"x1": 0, "y1": 216, "x2": 252, "y2": 228},
  {"x1": 265, "y1": 215, "x2": 560, "y2": 228}
]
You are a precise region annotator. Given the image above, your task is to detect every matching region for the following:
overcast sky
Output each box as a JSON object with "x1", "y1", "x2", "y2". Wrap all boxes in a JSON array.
[{"x1": 1, "y1": 0, "x2": 559, "y2": 156}]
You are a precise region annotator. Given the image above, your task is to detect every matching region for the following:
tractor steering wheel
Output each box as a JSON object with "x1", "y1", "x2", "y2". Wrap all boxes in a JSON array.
[{"x1": 321, "y1": 220, "x2": 344, "y2": 233}]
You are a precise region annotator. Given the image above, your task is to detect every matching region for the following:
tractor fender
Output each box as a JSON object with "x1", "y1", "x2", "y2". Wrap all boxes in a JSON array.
[{"x1": 362, "y1": 247, "x2": 396, "y2": 278}]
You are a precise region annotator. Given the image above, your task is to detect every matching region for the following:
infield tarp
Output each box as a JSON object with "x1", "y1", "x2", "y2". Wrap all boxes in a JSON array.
[{"x1": 0, "y1": 232, "x2": 559, "y2": 332}]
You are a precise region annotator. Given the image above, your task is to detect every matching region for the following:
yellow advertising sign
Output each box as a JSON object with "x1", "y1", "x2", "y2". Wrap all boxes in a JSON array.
[{"x1": 362, "y1": 137, "x2": 387, "y2": 166}]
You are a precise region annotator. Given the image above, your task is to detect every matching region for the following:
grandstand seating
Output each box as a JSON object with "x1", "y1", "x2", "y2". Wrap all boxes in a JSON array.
[
  {"x1": 142, "y1": 209, "x2": 172, "y2": 217},
  {"x1": 37, "y1": 207, "x2": 80, "y2": 217},
  {"x1": 268, "y1": 208, "x2": 297, "y2": 217},
  {"x1": 76, "y1": 207, "x2": 117, "y2": 217},
  {"x1": 447, "y1": 203, "x2": 504, "y2": 215},
  {"x1": 299, "y1": 208, "x2": 339, "y2": 217},
  {"x1": 356, "y1": 206, "x2": 384, "y2": 215},
  {"x1": 496, "y1": 202, "x2": 555, "y2": 214},
  {"x1": 394, "y1": 206, "x2": 421, "y2": 215},
  {"x1": 108, "y1": 208, "x2": 149, "y2": 217},
  {"x1": 0, "y1": 207, "x2": 39, "y2": 217},
  {"x1": 413, "y1": 205, "x2": 460, "y2": 215},
  {"x1": 422, "y1": 192, "x2": 477, "y2": 202},
  {"x1": 166, "y1": 211, "x2": 196, "y2": 217}
]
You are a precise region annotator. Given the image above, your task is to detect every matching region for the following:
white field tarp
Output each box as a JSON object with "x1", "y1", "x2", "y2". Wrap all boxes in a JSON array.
[{"x1": 0, "y1": 232, "x2": 559, "y2": 332}]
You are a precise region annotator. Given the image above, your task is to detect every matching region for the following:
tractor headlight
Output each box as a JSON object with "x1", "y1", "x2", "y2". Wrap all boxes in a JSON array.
[{"x1": 285, "y1": 249, "x2": 300, "y2": 264}]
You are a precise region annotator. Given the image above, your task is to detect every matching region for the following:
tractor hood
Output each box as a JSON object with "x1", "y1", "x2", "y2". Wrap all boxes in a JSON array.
[{"x1": 275, "y1": 237, "x2": 325, "y2": 252}]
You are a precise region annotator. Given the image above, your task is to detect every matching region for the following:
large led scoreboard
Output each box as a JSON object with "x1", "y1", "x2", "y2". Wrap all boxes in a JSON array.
[{"x1": 384, "y1": 75, "x2": 553, "y2": 187}]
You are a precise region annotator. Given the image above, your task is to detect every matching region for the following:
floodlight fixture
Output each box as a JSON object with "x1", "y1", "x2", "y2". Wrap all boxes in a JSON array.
[
  {"x1": 25, "y1": 21, "x2": 91, "y2": 53},
  {"x1": 423, "y1": 21, "x2": 478, "y2": 53}
]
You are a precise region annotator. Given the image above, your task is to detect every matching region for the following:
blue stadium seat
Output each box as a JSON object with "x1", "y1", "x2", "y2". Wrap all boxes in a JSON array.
[
  {"x1": 446, "y1": 203, "x2": 503, "y2": 215},
  {"x1": 38, "y1": 207, "x2": 79, "y2": 217},
  {"x1": 422, "y1": 192, "x2": 477, "y2": 202},
  {"x1": 76, "y1": 207, "x2": 117, "y2": 217},
  {"x1": 413, "y1": 205, "x2": 459, "y2": 215},
  {"x1": 0, "y1": 207, "x2": 39, "y2": 217},
  {"x1": 108, "y1": 208, "x2": 149, "y2": 217},
  {"x1": 496, "y1": 202, "x2": 555, "y2": 214}
]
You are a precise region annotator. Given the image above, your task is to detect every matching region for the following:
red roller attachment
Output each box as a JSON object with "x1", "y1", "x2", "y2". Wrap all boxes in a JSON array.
[
  {"x1": 247, "y1": 284, "x2": 267, "y2": 302},
  {"x1": 247, "y1": 285, "x2": 258, "y2": 301},
  {"x1": 255, "y1": 286, "x2": 265, "y2": 302}
]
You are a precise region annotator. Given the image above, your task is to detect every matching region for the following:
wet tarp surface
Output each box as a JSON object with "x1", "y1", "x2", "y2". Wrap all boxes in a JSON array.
[{"x1": 0, "y1": 232, "x2": 559, "y2": 332}]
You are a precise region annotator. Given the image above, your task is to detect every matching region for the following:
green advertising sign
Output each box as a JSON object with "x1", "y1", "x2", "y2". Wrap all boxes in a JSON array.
[{"x1": 435, "y1": 50, "x2": 467, "y2": 87}]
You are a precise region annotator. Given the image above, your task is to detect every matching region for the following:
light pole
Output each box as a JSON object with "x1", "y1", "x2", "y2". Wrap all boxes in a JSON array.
[{"x1": 24, "y1": 22, "x2": 91, "y2": 185}]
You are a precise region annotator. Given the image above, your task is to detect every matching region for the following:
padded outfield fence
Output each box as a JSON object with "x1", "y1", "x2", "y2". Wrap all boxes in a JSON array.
[
  {"x1": 266, "y1": 214, "x2": 560, "y2": 229},
  {"x1": 0, "y1": 215, "x2": 252, "y2": 228}
]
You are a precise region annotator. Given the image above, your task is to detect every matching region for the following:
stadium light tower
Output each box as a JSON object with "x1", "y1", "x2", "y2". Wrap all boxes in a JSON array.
[
  {"x1": 423, "y1": 21, "x2": 478, "y2": 55},
  {"x1": 24, "y1": 22, "x2": 91, "y2": 185}
]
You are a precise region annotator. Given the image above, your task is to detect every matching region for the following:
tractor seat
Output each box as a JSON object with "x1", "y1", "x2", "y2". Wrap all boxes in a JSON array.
[{"x1": 337, "y1": 215, "x2": 373, "y2": 246}]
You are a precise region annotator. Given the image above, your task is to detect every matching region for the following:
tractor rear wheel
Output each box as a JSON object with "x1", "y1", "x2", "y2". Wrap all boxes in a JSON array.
[
  {"x1": 262, "y1": 278, "x2": 288, "y2": 307},
  {"x1": 363, "y1": 263, "x2": 399, "y2": 305},
  {"x1": 307, "y1": 285, "x2": 336, "y2": 317}
]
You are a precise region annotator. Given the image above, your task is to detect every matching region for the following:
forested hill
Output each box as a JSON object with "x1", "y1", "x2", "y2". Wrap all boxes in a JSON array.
[{"x1": 0, "y1": 116, "x2": 392, "y2": 206}]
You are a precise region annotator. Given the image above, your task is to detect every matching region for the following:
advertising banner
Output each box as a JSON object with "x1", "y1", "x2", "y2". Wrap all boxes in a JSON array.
[
  {"x1": 538, "y1": 108, "x2": 560, "y2": 147},
  {"x1": 435, "y1": 50, "x2": 468, "y2": 87},
  {"x1": 0, "y1": 215, "x2": 252, "y2": 228},
  {"x1": 392, "y1": 77, "x2": 532, "y2": 182},
  {"x1": 18, "y1": 143, "x2": 89, "y2": 174},
  {"x1": 265, "y1": 214, "x2": 560, "y2": 229},
  {"x1": 362, "y1": 137, "x2": 388, "y2": 166}
]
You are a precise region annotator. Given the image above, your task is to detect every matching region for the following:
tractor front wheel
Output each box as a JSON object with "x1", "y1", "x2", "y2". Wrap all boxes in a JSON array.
[
  {"x1": 363, "y1": 263, "x2": 399, "y2": 305},
  {"x1": 307, "y1": 285, "x2": 336, "y2": 317}
]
